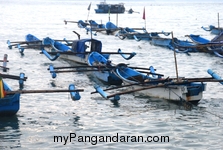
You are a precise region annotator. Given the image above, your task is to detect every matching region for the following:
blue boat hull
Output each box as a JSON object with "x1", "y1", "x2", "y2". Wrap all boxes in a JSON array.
[
  {"x1": 114, "y1": 65, "x2": 206, "y2": 102},
  {"x1": 0, "y1": 93, "x2": 20, "y2": 116}
]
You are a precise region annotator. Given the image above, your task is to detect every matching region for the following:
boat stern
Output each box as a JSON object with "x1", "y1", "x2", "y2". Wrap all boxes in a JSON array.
[{"x1": 183, "y1": 82, "x2": 206, "y2": 102}]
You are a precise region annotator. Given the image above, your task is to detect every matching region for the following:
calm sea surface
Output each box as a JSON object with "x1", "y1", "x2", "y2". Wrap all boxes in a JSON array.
[{"x1": 0, "y1": 0, "x2": 223, "y2": 149}]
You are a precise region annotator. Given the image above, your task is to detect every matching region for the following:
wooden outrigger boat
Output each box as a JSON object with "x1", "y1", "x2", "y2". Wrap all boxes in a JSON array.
[
  {"x1": 90, "y1": 40, "x2": 223, "y2": 104},
  {"x1": 185, "y1": 33, "x2": 223, "y2": 58},
  {"x1": 85, "y1": 20, "x2": 106, "y2": 35},
  {"x1": 7, "y1": 34, "x2": 73, "y2": 55},
  {"x1": 42, "y1": 37, "x2": 109, "y2": 64},
  {"x1": 115, "y1": 27, "x2": 151, "y2": 41},
  {"x1": 92, "y1": 63, "x2": 223, "y2": 104},
  {"x1": 64, "y1": 19, "x2": 119, "y2": 35},
  {"x1": 8, "y1": 33, "x2": 136, "y2": 65},
  {"x1": 149, "y1": 32, "x2": 197, "y2": 53},
  {"x1": 42, "y1": 35, "x2": 136, "y2": 64},
  {"x1": 73, "y1": 20, "x2": 107, "y2": 35},
  {"x1": 185, "y1": 34, "x2": 210, "y2": 44},
  {"x1": 112, "y1": 64, "x2": 206, "y2": 102},
  {"x1": 85, "y1": 21, "x2": 119, "y2": 35},
  {"x1": 7, "y1": 33, "x2": 105, "y2": 64},
  {"x1": 7, "y1": 34, "x2": 41, "y2": 50}
]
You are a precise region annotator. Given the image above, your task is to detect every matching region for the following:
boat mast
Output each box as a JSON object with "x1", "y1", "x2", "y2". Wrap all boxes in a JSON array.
[
  {"x1": 116, "y1": 14, "x2": 118, "y2": 27},
  {"x1": 171, "y1": 31, "x2": 179, "y2": 82},
  {"x1": 86, "y1": 2, "x2": 91, "y2": 22},
  {"x1": 142, "y1": 7, "x2": 146, "y2": 29},
  {"x1": 108, "y1": 7, "x2": 110, "y2": 21},
  {"x1": 218, "y1": 13, "x2": 220, "y2": 29}
]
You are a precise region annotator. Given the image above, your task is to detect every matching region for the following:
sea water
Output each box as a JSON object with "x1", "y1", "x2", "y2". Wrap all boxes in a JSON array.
[{"x1": 0, "y1": 0, "x2": 223, "y2": 149}]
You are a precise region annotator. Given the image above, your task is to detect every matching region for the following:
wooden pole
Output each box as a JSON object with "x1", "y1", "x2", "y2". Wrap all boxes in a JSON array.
[
  {"x1": 0, "y1": 74, "x2": 27, "y2": 81},
  {"x1": 41, "y1": 51, "x2": 134, "y2": 55},
  {"x1": 142, "y1": 7, "x2": 146, "y2": 29},
  {"x1": 3, "y1": 54, "x2": 8, "y2": 72},
  {"x1": 108, "y1": 8, "x2": 110, "y2": 22},
  {"x1": 6, "y1": 89, "x2": 84, "y2": 95},
  {"x1": 86, "y1": 3, "x2": 91, "y2": 22},
  {"x1": 171, "y1": 31, "x2": 179, "y2": 82}
]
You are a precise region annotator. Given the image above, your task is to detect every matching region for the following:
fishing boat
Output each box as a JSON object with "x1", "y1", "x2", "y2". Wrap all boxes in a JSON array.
[
  {"x1": 88, "y1": 20, "x2": 105, "y2": 30},
  {"x1": 42, "y1": 36, "x2": 136, "y2": 64},
  {"x1": 87, "y1": 52, "x2": 123, "y2": 85},
  {"x1": 185, "y1": 33, "x2": 223, "y2": 57},
  {"x1": 64, "y1": 20, "x2": 88, "y2": 28},
  {"x1": 7, "y1": 34, "x2": 41, "y2": 50},
  {"x1": 75, "y1": 20, "x2": 106, "y2": 35},
  {"x1": 201, "y1": 25, "x2": 223, "y2": 35},
  {"x1": 93, "y1": 64, "x2": 223, "y2": 103},
  {"x1": 95, "y1": 1, "x2": 125, "y2": 14},
  {"x1": 115, "y1": 27, "x2": 151, "y2": 41},
  {"x1": 127, "y1": 8, "x2": 134, "y2": 14},
  {"x1": 112, "y1": 64, "x2": 207, "y2": 103},
  {"x1": 85, "y1": 21, "x2": 118, "y2": 35},
  {"x1": 7, "y1": 34, "x2": 72, "y2": 55},
  {"x1": 42, "y1": 37, "x2": 109, "y2": 64},
  {"x1": 185, "y1": 34, "x2": 210, "y2": 44},
  {"x1": 150, "y1": 35, "x2": 173, "y2": 48},
  {"x1": 64, "y1": 19, "x2": 105, "y2": 30},
  {"x1": 149, "y1": 32, "x2": 197, "y2": 53}
]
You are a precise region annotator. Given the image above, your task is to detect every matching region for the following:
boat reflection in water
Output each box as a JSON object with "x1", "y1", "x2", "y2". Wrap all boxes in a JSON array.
[{"x1": 0, "y1": 115, "x2": 21, "y2": 149}]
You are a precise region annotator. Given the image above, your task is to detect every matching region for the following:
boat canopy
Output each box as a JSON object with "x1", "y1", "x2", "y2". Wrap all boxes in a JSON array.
[{"x1": 71, "y1": 39, "x2": 102, "y2": 58}]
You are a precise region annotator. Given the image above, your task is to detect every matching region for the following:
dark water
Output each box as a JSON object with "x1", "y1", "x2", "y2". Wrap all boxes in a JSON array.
[{"x1": 0, "y1": 0, "x2": 223, "y2": 149}]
